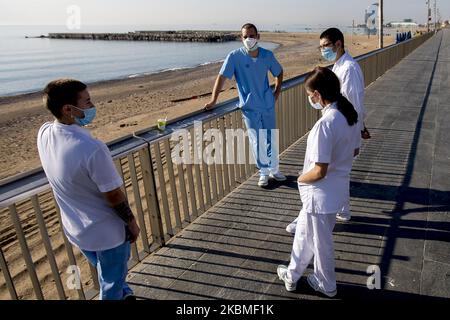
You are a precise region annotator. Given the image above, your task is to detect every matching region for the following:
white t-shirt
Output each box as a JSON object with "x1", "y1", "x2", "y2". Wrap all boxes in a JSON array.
[
  {"x1": 37, "y1": 121, "x2": 126, "y2": 251},
  {"x1": 332, "y1": 51, "x2": 366, "y2": 134},
  {"x1": 299, "y1": 103, "x2": 360, "y2": 214}
]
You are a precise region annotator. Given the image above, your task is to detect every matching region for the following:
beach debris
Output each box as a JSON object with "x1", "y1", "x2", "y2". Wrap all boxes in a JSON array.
[
  {"x1": 170, "y1": 88, "x2": 228, "y2": 103},
  {"x1": 120, "y1": 122, "x2": 138, "y2": 128},
  {"x1": 386, "y1": 277, "x2": 396, "y2": 287}
]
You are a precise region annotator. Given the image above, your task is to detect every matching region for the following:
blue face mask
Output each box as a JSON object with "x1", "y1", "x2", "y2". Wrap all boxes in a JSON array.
[
  {"x1": 72, "y1": 105, "x2": 96, "y2": 126},
  {"x1": 321, "y1": 47, "x2": 337, "y2": 61}
]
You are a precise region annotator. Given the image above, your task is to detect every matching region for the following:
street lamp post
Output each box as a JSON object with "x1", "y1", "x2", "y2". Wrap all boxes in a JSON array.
[
  {"x1": 434, "y1": 0, "x2": 437, "y2": 33},
  {"x1": 379, "y1": 0, "x2": 384, "y2": 48}
]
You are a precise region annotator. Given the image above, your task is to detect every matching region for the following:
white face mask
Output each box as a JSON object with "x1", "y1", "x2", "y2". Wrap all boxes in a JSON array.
[
  {"x1": 243, "y1": 37, "x2": 258, "y2": 52},
  {"x1": 308, "y1": 95, "x2": 323, "y2": 110}
]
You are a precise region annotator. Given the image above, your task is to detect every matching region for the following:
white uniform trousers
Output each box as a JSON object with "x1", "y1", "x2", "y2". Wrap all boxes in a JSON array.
[{"x1": 286, "y1": 209, "x2": 337, "y2": 292}]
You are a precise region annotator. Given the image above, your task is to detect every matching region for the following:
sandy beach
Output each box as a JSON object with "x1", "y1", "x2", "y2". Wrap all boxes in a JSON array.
[{"x1": 0, "y1": 32, "x2": 393, "y2": 182}]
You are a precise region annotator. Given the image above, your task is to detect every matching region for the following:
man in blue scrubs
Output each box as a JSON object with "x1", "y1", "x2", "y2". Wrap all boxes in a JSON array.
[{"x1": 205, "y1": 23, "x2": 286, "y2": 187}]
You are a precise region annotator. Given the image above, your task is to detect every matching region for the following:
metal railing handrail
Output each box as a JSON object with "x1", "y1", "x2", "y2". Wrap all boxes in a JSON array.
[{"x1": 0, "y1": 32, "x2": 432, "y2": 208}]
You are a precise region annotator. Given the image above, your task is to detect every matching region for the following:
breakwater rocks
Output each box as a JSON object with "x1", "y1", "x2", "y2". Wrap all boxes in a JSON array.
[{"x1": 44, "y1": 31, "x2": 239, "y2": 42}]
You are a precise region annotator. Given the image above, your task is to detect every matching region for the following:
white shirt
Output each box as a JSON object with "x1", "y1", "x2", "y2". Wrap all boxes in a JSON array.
[
  {"x1": 332, "y1": 51, "x2": 366, "y2": 133},
  {"x1": 37, "y1": 121, "x2": 126, "y2": 251},
  {"x1": 299, "y1": 103, "x2": 360, "y2": 214}
]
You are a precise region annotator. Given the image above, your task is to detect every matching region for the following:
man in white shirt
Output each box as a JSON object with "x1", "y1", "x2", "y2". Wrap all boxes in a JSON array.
[
  {"x1": 286, "y1": 28, "x2": 370, "y2": 233},
  {"x1": 319, "y1": 28, "x2": 371, "y2": 222},
  {"x1": 37, "y1": 79, "x2": 140, "y2": 300}
]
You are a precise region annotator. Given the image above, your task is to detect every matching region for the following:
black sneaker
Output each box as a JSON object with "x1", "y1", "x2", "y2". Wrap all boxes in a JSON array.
[{"x1": 124, "y1": 294, "x2": 136, "y2": 301}]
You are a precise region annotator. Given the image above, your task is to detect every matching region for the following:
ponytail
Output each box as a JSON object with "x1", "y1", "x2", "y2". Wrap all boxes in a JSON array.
[{"x1": 337, "y1": 95, "x2": 358, "y2": 126}]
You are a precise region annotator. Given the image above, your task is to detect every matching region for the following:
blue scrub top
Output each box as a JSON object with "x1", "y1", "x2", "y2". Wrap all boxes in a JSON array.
[{"x1": 219, "y1": 47, "x2": 282, "y2": 111}]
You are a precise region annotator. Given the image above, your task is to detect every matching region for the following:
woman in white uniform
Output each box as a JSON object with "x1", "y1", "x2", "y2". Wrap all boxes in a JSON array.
[{"x1": 277, "y1": 67, "x2": 360, "y2": 297}]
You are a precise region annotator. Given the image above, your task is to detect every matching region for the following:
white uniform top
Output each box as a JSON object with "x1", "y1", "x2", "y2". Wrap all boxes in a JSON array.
[
  {"x1": 332, "y1": 51, "x2": 366, "y2": 134},
  {"x1": 37, "y1": 121, "x2": 126, "y2": 251},
  {"x1": 299, "y1": 103, "x2": 360, "y2": 214}
]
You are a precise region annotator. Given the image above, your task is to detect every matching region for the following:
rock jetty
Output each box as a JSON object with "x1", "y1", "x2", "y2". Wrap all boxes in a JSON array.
[{"x1": 45, "y1": 31, "x2": 239, "y2": 42}]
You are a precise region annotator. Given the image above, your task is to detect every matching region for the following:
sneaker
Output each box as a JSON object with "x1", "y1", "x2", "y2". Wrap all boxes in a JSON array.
[
  {"x1": 123, "y1": 293, "x2": 136, "y2": 301},
  {"x1": 258, "y1": 175, "x2": 269, "y2": 187},
  {"x1": 285, "y1": 222, "x2": 297, "y2": 235},
  {"x1": 277, "y1": 265, "x2": 296, "y2": 292},
  {"x1": 307, "y1": 274, "x2": 337, "y2": 298},
  {"x1": 361, "y1": 127, "x2": 371, "y2": 140},
  {"x1": 336, "y1": 213, "x2": 351, "y2": 222},
  {"x1": 270, "y1": 172, "x2": 287, "y2": 182}
]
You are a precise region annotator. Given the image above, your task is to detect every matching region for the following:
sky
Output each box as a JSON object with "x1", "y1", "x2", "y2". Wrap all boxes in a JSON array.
[{"x1": 1, "y1": 0, "x2": 449, "y2": 27}]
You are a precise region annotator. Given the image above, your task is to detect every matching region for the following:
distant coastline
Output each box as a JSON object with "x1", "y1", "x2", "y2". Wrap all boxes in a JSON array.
[{"x1": 1, "y1": 29, "x2": 279, "y2": 99}]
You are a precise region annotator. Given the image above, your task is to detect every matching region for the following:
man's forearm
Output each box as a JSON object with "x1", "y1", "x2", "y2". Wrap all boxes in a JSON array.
[
  {"x1": 298, "y1": 164, "x2": 327, "y2": 184},
  {"x1": 298, "y1": 169, "x2": 323, "y2": 184},
  {"x1": 274, "y1": 71, "x2": 284, "y2": 98},
  {"x1": 104, "y1": 188, "x2": 135, "y2": 224},
  {"x1": 112, "y1": 200, "x2": 135, "y2": 224},
  {"x1": 211, "y1": 75, "x2": 226, "y2": 103},
  {"x1": 275, "y1": 71, "x2": 284, "y2": 89}
]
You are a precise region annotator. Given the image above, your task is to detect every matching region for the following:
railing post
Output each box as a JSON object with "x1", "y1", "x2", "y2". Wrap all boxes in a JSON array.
[
  {"x1": 114, "y1": 158, "x2": 140, "y2": 263},
  {"x1": 8, "y1": 204, "x2": 44, "y2": 300},
  {"x1": 126, "y1": 154, "x2": 151, "y2": 253},
  {"x1": 153, "y1": 142, "x2": 174, "y2": 236},
  {"x1": 31, "y1": 195, "x2": 66, "y2": 299},
  {"x1": 0, "y1": 246, "x2": 18, "y2": 300},
  {"x1": 52, "y1": 196, "x2": 86, "y2": 300},
  {"x1": 163, "y1": 139, "x2": 183, "y2": 231},
  {"x1": 139, "y1": 145, "x2": 166, "y2": 247}
]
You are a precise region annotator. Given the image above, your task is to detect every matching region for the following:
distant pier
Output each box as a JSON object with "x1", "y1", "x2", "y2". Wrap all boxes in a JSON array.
[{"x1": 41, "y1": 31, "x2": 239, "y2": 42}]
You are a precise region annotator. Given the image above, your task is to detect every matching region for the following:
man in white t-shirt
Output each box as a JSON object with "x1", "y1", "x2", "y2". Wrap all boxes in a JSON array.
[{"x1": 37, "y1": 79, "x2": 140, "y2": 300}]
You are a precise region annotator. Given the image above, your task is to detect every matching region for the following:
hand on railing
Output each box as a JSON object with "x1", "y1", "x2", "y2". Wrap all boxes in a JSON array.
[{"x1": 204, "y1": 99, "x2": 216, "y2": 110}]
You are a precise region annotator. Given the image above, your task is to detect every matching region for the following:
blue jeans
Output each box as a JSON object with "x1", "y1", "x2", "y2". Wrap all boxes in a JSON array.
[
  {"x1": 81, "y1": 241, "x2": 133, "y2": 300},
  {"x1": 242, "y1": 108, "x2": 279, "y2": 176}
]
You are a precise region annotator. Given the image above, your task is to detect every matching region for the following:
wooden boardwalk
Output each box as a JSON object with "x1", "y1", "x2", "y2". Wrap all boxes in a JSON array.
[{"x1": 127, "y1": 30, "x2": 450, "y2": 300}]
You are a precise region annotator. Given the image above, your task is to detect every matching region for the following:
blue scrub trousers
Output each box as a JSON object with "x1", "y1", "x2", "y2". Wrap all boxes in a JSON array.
[
  {"x1": 81, "y1": 241, "x2": 134, "y2": 300},
  {"x1": 241, "y1": 107, "x2": 279, "y2": 176}
]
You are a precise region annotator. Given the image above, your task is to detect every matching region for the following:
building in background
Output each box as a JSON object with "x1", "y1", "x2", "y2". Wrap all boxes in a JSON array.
[
  {"x1": 386, "y1": 19, "x2": 419, "y2": 28},
  {"x1": 386, "y1": 19, "x2": 420, "y2": 35}
]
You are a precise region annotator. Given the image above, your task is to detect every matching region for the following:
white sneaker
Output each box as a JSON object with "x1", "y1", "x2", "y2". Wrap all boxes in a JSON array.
[
  {"x1": 307, "y1": 274, "x2": 337, "y2": 298},
  {"x1": 277, "y1": 265, "x2": 296, "y2": 292},
  {"x1": 285, "y1": 222, "x2": 297, "y2": 235},
  {"x1": 336, "y1": 213, "x2": 351, "y2": 222},
  {"x1": 258, "y1": 175, "x2": 269, "y2": 187},
  {"x1": 269, "y1": 172, "x2": 287, "y2": 182}
]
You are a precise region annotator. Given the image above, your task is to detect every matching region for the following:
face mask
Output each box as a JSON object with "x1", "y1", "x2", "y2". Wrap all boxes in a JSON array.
[
  {"x1": 72, "y1": 105, "x2": 97, "y2": 126},
  {"x1": 308, "y1": 95, "x2": 323, "y2": 110},
  {"x1": 321, "y1": 47, "x2": 337, "y2": 61},
  {"x1": 243, "y1": 37, "x2": 258, "y2": 52}
]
